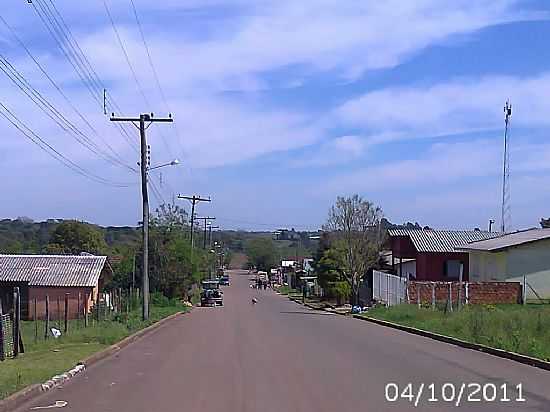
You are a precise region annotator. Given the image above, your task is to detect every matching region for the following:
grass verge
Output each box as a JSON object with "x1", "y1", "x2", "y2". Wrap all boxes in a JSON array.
[
  {"x1": 0, "y1": 304, "x2": 187, "y2": 400},
  {"x1": 364, "y1": 304, "x2": 550, "y2": 362}
]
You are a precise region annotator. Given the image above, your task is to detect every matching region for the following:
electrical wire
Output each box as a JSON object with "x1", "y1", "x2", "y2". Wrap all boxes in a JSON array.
[
  {"x1": 0, "y1": 54, "x2": 137, "y2": 173},
  {"x1": 103, "y1": 0, "x2": 150, "y2": 108},
  {"x1": 0, "y1": 101, "x2": 134, "y2": 187},
  {"x1": 128, "y1": 0, "x2": 180, "y2": 157},
  {"x1": 28, "y1": 1, "x2": 141, "y2": 157}
]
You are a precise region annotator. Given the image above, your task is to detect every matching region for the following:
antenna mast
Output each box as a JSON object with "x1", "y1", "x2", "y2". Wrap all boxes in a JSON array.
[{"x1": 501, "y1": 100, "x2": 512, "y2": 233}]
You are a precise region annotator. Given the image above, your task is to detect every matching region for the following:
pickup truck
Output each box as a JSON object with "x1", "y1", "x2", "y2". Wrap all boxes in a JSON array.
[{"x1": 201, "y1": 280, "x2": 223, "y2": 306}]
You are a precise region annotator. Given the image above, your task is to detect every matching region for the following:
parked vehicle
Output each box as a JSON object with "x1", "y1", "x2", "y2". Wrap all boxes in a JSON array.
[
  {"x1": 219, "y1": 275, "x2": 230, "y2": 286},
  {"x1": 201, "y1": 280, "x2": 223, "y2": 306}
]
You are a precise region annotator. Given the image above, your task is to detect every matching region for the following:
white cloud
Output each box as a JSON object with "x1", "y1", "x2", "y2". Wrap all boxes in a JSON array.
[
  {"x1": 323, "y1": 138, "x2": 550, "y2": 193},
  {"x1": 337, "y1": 72, "x2": 550, "y2": 142}
]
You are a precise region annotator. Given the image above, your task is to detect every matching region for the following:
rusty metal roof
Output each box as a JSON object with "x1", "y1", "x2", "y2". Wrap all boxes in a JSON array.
[
  {"x1": 0, "y1": 255, "x2": 107, "y2": 287},
  {"x1": 387, "y1": 229, "x2": 500, "y2": 253}
]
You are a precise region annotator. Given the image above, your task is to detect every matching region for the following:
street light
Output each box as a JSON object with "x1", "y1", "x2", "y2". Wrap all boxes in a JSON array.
[{"x1": 147, "y1": 158, "x2": 180, "y2": 171}]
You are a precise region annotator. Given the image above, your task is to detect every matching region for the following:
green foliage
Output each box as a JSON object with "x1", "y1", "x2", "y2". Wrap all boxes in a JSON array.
[
  {"x1": 46, "y1": 221, "x2": 108, "y2": 255},
  {"x1": 245, "y1": 238, "x2": 278, "y2": 271}
]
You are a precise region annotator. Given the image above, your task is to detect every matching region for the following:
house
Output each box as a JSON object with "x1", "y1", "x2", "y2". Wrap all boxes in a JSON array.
[
  {"x1": 0, "y1": 254, "x2": 110, "y2": 320},
  {"x1": 387, "y1": 229, "x2": 500, "y2": 281},
  {"x1": 457, "y1": 228, "x2": 550, "y2": 300}
]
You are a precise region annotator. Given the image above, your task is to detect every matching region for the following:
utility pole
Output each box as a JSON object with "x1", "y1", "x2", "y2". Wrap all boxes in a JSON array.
[
  {"x1": 209, "y1": 225, "x2": 219, "y2": 247},
  {"x1": 195, "y1": 217, "x2": 216, "y2": 249},
  {"x1": 111, "y1": 113, "x2": 173, "y2": 321},
  {"x1": 177, "y1": 195, "x2": 211, "y2": 258}
]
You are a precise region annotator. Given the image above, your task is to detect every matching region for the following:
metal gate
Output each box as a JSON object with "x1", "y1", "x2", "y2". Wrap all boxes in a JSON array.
[{"x1": 372, "y1": 270, "x2": 407, "y2": 306}]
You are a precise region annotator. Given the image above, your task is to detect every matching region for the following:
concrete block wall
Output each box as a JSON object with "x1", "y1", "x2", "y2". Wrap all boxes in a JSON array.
[{"x1": 407, "y1": 281, "x2": 522, "y2": 305}]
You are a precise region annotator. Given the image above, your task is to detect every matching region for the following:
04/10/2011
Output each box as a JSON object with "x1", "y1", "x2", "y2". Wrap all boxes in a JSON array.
[{"x1": 385, "y1": 382, "x2": 525, "y2": 407}]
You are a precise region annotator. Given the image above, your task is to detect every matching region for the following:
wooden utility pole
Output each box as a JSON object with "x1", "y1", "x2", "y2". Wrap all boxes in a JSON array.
[
  {"x1": 195, "y1": 217, "x2": 216, "y2": 249},
  {"x1": 110, "y1": 113, "x2": 173, "y2": 321},
  {"x1": 177, "y1": 195, "x2": 211, "y2": 258}
]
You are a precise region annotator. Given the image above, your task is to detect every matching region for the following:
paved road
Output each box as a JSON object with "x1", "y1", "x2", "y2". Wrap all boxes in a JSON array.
[{"x1": 16, "y1": 270, "x2": 550, "y2": 411}]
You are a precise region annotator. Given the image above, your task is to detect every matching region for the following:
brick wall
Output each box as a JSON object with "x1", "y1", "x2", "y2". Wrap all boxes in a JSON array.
[
  {"x1": 407, "y1": 281, "x2": 522, "y2": 305},
  {"x1": 27, "y1": 287, "x2": 94, "y2": 320}
]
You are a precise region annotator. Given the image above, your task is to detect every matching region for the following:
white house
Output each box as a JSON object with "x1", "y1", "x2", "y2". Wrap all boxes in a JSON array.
[{"x1": 458, "y1": 228, "x2": 550, "y2": 301}]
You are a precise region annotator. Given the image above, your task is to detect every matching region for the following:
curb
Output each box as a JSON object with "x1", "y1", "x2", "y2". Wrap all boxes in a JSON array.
[
  {"x1": 0, "y1": 310, "x2": 187, "y2": 412},
  {"x1": 81, "y1": 310, "x2": 186, "y2": 368},
  {"x1": 288, "y1": 296, "x2": 348, "y2": 316},
  {"x1": 353, "y1": 315, "x2": 550, "y2": 372}
]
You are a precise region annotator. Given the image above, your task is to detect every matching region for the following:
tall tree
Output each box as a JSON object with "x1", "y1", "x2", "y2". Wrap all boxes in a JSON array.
[
  {"x1": 245, "y1": 238, "x2": 278, "y2": 271},
  {"x1": 323, "y1": 195, "x2": 383, "y2": 306},
  {"x1": 45, "y1": 221, "x2": 107, "y2": 255}
]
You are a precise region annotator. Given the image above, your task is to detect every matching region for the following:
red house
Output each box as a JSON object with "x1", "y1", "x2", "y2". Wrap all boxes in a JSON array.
[{"x1": 387, "y1": 229, "x2": 500, "y2": 281}]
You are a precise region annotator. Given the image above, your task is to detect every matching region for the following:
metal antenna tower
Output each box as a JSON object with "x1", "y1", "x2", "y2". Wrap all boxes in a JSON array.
[{"x1": 501, "y1": 100, "x2": 512, "y2": 233}]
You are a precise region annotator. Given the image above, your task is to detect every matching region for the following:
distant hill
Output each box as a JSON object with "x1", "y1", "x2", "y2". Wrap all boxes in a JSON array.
[{"x1": 0, "y1": 218, "x2": 140, "y2": 254}]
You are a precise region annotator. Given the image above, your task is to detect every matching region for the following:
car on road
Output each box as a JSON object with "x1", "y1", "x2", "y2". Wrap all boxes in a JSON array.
[
  {"x1": 218, "y1": 275, "x2": 230, "y2": 286},
  {"x1": 201, "y1": 280, "x2": 223, "y2": 306}
]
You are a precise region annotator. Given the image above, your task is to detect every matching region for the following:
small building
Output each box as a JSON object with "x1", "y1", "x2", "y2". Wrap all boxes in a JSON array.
[
  {"x1": 458, "y1": 228, "x2": 550, "y2": 300},
  {"x1": 0, "y1": 254, "x2": 110, "y2": 320},
  {"x1": 387, "y1": 229, "x2": 499, "y2": 281}
]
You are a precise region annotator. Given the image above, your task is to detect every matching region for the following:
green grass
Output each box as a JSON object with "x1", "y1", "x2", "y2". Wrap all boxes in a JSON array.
[
  {"x1": 364, "y1": 304, "x2": 550, "y2": 361},
  {"x1": 276, "y1": 286, "x2": 300, "y2": 295},
  {"x1": 0, "y1": 304, "x2": 187, "y2": 400}
]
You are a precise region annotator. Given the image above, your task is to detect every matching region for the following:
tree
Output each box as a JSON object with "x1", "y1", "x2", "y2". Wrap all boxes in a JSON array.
[
  {"x1": 46, "y1": 221, "x2": 107, "y2": 255},
  {"x1": 245, "y1": 238, "x2": 278, "y2": 271},
  {"x1": 323, "y1": 194, "x2": 383, "y2": 306},
  {"x1": 540, "y1": 218, "x2": 550, "y2": 228}
]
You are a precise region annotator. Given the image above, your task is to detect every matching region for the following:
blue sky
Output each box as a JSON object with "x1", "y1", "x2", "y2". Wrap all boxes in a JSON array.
[{"x1": 1, "y1": 0, "x2": 550, "y2": 231}]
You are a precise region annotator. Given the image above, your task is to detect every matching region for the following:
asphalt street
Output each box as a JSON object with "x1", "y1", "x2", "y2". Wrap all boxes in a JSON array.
[{"x1": 15, "y1": 270, "x2": 550, "y2": 411}]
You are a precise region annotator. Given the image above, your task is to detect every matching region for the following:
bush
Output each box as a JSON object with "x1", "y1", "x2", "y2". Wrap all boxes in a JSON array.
[{"x1": 150, "y1": 292, "x2": 177, "y2": 307}]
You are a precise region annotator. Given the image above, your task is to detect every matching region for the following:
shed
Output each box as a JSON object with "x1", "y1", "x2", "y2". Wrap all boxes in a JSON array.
[
  {"x1": 0, "y1": 254, "x2": 109, "y2": 320},
  {"x1": 457, "y1": 228, "x2": 550, "y2": 300}
]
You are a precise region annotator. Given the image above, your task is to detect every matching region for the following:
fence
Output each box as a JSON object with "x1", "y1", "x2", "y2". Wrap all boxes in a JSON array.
[
  {"x1": 373, "y1": 270, "x2": 407, "y2": 306},
  {"x1": 0, "y1": 287, "x2": 142, "y2": 361},
  {"x1": 408, "y1": 281, "x2": 522, "y2": 308}
]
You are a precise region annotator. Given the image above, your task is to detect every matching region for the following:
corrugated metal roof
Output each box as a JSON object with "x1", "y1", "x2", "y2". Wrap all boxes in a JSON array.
[
  {"x1": 387, "y1": 229, "x2": 500, "y2": 253},
  {"x1": 458, "y1": 228, "x2": 550, "y2": 252},
  {"x1": 0, "y1": 255, "x2": 107, "y2": 287}
]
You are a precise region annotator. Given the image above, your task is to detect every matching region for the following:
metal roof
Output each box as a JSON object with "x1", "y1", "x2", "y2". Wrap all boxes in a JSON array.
[
  {"x1": 457, "y1": 228, "x2": 550, "y2": 252},
  {"x1": 0, "y1": 255, "x2": 107, "y2": 287},
  {"x1": 387, "y1": 229, "x2": 500, "y2": 253}
]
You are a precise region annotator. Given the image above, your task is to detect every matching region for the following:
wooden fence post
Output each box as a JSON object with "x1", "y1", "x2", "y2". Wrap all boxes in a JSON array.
[
  {"x1": 448, "y1": 283, "x2": 453, "y2": 312},
  {"x1": 64, "y1": 293, "x2": 69, "y2": 334},
  {"x1": 57, "y1": 296, "x2": 61, "y2": 330},
  {"x1": 77, "y1": 292, "x2": 81, "y2": 327},
  {"x1": 34, "y1": 298, "x2": 38, "y2": 342},
  {"x1": 13, "y1": 287, "x2": 20, "y2": 358},
  {"x1": 45, "y1": 295, "x2": 50, "y2": 340},
  {"x1": 431, "y1": 283, "x2": 435, "y2": 310},
  {"x1": 84, "y1": 298, "x2": 89, "y2": 328},
  {"x1": 417, "y1": 283, "x2": 421, "y2": 308},
  {"x1": 0, "y1": 312, "x2": 5, "y2": 361}
]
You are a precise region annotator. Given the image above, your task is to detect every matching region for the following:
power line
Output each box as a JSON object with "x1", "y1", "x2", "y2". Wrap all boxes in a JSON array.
[
  {"x1": 128, "y1": 0, "x2": 180, "y2": 157},
  {"x1": 103, "y1": 0, "x2": 150, "y2": 108},
  {"x1": 0, "y1": 101, "x2": 133, "y2": 187},
  {"x1": 0, "y1": 53, "x2": 136, "y2": 172},
  {"x1": 0, "y1": 14, "x2": 133, "y2": 169},
  {"x1": 28, "y1": 0, "x2": 141, "y2": 157}
]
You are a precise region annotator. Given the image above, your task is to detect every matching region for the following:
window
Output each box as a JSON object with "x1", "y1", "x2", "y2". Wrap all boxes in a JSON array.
[{"x1": 444, "y1": 260, "x2": 462, "y2": 279}]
